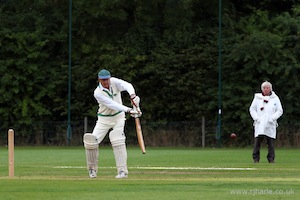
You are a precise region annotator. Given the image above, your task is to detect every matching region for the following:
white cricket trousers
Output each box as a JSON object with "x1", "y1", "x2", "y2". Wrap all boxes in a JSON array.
[{"x1": 88, "y1": 115, "x2": 128, "y2": 174}]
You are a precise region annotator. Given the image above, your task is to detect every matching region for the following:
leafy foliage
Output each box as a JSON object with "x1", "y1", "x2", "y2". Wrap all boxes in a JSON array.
[{"x1": 0, "y1": 0, "x2": 299, "y2": 146}]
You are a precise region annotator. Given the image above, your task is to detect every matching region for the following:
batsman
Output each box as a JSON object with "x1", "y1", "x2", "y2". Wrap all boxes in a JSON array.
[{"x1": 83, "y1": 69, "x2": 142, "y2": 179}]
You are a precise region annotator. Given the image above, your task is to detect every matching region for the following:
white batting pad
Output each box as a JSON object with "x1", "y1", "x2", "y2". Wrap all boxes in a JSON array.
[
  {"x1": 83, "y1": 133, "x2": 98, "y2": 149},
  {"x1": 113, "y1": 144, "x2": 128, "y2": 174},
  {"x1": 85, "y1": 148, "x2": 98, "y2": 171}
]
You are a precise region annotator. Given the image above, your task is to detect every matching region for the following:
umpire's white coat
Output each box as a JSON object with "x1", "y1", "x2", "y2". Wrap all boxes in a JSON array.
[{"x1": 249, "y1": 92, "x2": 283, "y2": 139}]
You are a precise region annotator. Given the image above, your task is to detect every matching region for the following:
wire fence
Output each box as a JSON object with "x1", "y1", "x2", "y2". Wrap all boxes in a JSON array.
[{"x1": 1, "y1": 118, "x2": 299, "y2": 148}]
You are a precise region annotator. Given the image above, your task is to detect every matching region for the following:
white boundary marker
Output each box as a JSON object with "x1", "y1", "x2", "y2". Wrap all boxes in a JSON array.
[{"x1": 53, "y1": 166, "x2": 256, "y2": 171}]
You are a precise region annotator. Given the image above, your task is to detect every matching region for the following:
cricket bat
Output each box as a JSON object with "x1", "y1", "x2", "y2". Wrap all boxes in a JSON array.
[{"x1": 135, "y1": 117, "x2": 146, "y2": 154}]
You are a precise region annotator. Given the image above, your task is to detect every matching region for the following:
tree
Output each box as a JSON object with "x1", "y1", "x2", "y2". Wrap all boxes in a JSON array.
[
  {"x1": 222, "y1": 6, "x2": 300, "y2": 145},
  {"x1": 0, "y1": 0, "x2": 69, "y2": 138}
]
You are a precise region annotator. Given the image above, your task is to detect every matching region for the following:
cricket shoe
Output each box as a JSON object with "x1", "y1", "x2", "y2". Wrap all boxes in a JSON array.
[
  {"x1": 115, "y1": 171, "x2": 128, "y2": 179},
  {"x1": 89, "y1": 169, "x2": 97, "y2": 178}
]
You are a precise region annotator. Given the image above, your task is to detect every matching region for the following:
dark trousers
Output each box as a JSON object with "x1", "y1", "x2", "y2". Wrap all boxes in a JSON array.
[{"x1": 252, "y1": 135, "x2": 275, "y2": 162}]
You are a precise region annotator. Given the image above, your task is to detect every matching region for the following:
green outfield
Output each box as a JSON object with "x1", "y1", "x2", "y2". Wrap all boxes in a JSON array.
[{"x1": 0, "y1": 147, "x2": 299, "y2": 200}]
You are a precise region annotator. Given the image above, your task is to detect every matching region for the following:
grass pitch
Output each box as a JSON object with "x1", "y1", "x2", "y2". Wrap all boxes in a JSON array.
[{"x1": 0, "y1": 146, "x2": 299, "y2": 200}]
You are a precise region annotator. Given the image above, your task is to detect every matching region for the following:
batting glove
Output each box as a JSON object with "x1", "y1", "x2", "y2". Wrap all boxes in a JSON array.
[
  {"x1": 130, "y1": 95, "x2": 140, "y2": 108},
  {"x1": 127, "y1": 108, "x2": 142, "y2": 118}
]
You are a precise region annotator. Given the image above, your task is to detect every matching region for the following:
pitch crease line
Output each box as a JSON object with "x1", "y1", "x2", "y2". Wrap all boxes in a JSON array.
[{"x1": 53, "y1": 166, "x2": 256, "y2": 170}]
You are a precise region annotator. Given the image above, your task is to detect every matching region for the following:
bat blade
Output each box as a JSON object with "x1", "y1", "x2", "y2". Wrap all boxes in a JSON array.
[{"x1": 135, "y1": 117, "x2": 146, "y2": 154}]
